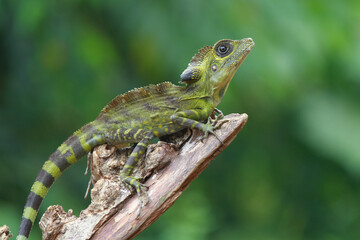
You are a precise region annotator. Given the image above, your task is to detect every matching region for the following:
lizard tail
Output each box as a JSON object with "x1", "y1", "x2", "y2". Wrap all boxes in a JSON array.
[{"x1": 17, "y1": 122, "x2": 104, "y2": 240}]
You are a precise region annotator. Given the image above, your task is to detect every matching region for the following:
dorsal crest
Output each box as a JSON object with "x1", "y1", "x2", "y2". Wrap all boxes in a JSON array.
[
  {"x1": 99, "y1": 82, "x2": 175, "y2": 114},
  {"x1": 190, "y1": 45, "x2": 213, "y2": 65},
  {"x1": 180, "y1": 45, "x2": 213, "y2": 84}
]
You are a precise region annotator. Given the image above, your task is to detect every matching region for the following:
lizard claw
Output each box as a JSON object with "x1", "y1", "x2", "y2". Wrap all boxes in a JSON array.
[
  {"x1": 120, "y1": 174, "x2": 150, "y2": 218},
  {"x1": 199, "y1": 109, "x2": 228, "y2": 144},
  {"x1": 209, "y1": 108, "x2": 225, "y2": 126},
  {"x1": 135, "y1": 182, "x2": 149, "y2": 218},
  {"x1": 200, "y1": 122, "x2": 224, "y2": 145}
]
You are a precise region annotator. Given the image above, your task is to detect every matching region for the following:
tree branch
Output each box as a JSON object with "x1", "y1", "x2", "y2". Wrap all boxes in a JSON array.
[{"x1": 39, "y1": 113, "x2": 248, "y2": 240}]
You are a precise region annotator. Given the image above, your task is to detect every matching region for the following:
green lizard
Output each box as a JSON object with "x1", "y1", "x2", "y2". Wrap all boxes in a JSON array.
[{"x1": 17, "y1": 38, "x2": 254, "y2": 239}]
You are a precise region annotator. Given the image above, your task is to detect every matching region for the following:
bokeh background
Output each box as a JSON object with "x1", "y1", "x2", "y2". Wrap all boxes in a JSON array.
[{"x1": 1, "y1": 0, "x2": 360, "y2": 239}]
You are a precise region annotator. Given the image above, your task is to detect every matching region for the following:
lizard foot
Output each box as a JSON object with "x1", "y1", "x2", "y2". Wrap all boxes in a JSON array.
[
  {"x1": 209, "y1": 108, "x2": 225, "y2": 126},
  {"x1": 120, "y1": 174, "x2": 149, "y2": 218},
  {"x1": 200, "y1": 123, "x2": 224, "y2": 145},
  {"x1": 200, "y1": 109, "x2": 229, "y2": 144}
]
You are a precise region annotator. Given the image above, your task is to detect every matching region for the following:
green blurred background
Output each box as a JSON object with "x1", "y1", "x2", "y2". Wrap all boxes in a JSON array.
[{"x1": 1, "y1": 0, "x2": 360, "y2": 239}]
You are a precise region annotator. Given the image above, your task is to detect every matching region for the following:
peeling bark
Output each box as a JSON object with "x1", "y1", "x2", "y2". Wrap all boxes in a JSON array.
[{"x1": 0, "y1": 225, "x2": 11, "y2": 240}]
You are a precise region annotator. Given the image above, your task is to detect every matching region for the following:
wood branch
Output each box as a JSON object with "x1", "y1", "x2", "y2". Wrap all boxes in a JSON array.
[
  {"x1": 39, "y1": 113, "x2": 248, "y2": 240},
  {"x1": 0, "y1": 225, "x2": 11, "y2": 240}
]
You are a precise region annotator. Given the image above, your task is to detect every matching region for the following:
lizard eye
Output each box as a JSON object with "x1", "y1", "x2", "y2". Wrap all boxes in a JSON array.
[
  {"x1": 215, "y1": 41, "x2": 233, "y2": 57},
  {"x1": 219, "y1": 45, "x2": 228, "y2": 53}
]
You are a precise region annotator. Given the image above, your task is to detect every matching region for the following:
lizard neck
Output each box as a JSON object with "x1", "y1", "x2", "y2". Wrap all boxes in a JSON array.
[{"x1": 181, "y1": 75, "x2": 216, "y2": 110}]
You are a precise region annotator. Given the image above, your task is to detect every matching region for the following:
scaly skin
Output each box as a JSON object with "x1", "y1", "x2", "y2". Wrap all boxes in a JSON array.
[{"x1": 17, "y1": 38, "x2": 254, "y2": 239}]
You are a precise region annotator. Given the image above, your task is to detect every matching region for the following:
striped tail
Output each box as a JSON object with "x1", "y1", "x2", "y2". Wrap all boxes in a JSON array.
[{"x1": 17, "y1": 123, "x2": 103, "y2": 240}]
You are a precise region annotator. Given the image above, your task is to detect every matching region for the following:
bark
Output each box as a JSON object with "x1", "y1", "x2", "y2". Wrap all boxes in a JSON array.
[
  {"x1": 0, "y1": 225, "x2": 11, "y2": 240},
  {"x1": 39, "y1": 113, "x2": 248, "y2": 240}
]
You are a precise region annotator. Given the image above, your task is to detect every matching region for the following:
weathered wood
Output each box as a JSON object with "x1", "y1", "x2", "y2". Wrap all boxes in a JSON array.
[
  {"x1": 0, "y1": 225, "x2": 11, "y2": 240},
  {"x1": 39, "y1": 113, "x2": 248, "y2": 240}
]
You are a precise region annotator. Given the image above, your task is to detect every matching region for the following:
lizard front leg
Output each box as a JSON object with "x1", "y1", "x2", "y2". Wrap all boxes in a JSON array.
[{"x1": 170, "y1": 109, "x2": 223, "y2": 143}]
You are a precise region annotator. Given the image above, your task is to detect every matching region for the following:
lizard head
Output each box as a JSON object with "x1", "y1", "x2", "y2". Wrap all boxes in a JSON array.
[{"x1": 180, "y1": 38, "x2": 254, "y2": 106}]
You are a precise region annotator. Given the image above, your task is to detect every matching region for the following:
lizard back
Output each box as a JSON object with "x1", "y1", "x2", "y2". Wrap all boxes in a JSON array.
[{"x1": 96, "y1": 82, "x2": 195, "y2": 135}]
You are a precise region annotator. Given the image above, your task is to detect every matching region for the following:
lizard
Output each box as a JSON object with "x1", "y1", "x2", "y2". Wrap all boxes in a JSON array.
[{"x1": 16, "y1": 38, "x2": 254, "y2": 240}]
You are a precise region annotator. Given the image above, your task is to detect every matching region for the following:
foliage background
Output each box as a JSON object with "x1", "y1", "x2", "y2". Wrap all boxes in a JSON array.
[{"x1": 1, "y1": 0, "x2": 360, "y2": 239}]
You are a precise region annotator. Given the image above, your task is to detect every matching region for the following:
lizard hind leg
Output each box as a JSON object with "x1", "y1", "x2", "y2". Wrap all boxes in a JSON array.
[{"x1": 119, "y1": 130, "x2": 154, "y2": 215}]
